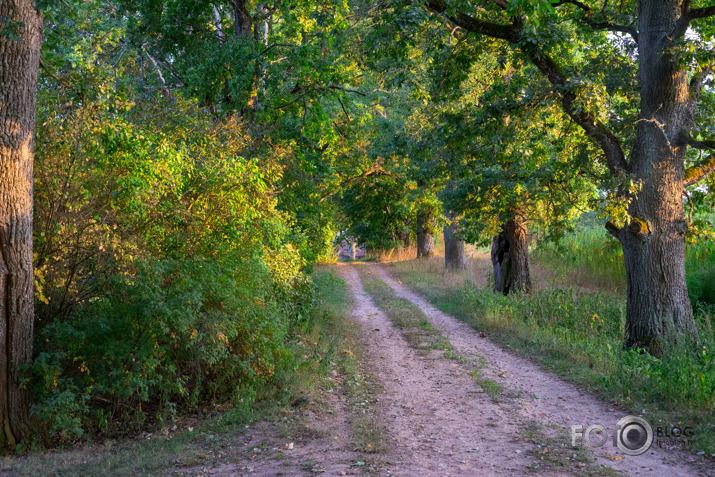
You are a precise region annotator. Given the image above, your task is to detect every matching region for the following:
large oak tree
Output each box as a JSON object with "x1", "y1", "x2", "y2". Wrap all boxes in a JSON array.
[
  {"x1": 410, "y1": 0, "x2": 715, "y2": 354},
  {"x1": 0, "y1": 0, "x2": 43, "y2": 447}
]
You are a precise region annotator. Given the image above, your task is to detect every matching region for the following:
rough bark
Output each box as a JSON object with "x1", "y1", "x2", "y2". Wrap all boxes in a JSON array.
[
  {"x1": 398, "y1": 230, "x2": 411, "y2": 249},
  {"x1": 491, "y1": 215, "x2": 531, "y2": 295},
  {"x1": 444, "y1": 212, "x2": 466, "y2": 271},
  {"x1": 0, "y1": 0, "x2": 43, "y2": 447},
  {"x1": 611, "y1": 0, "x2": 699, "y2": 355},
  {"x1": 233, "y1": 0, "x2": 252, "y2": 37},
  {"x1": 416, "y1": 211, "x2": 434, "y2": 258}
]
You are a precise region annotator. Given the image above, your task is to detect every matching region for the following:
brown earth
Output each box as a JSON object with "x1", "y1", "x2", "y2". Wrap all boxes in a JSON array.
[{"x1": 208, "y1": 263, "x2": 710, "y2": 476}]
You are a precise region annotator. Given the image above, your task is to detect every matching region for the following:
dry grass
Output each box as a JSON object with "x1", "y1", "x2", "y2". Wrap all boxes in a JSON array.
[
  {"x1": 380, "y1": 246, "x2": 623, "y2": 297},
  {"x1": 372, "y1": 245, "x2": 427, "y2": 262},
  {"x1": 530, "y1": 261, "x2": 626, "y2": 296},
  {"x1": 372, "y1": 243, "x2": 494, "y2": 289}
]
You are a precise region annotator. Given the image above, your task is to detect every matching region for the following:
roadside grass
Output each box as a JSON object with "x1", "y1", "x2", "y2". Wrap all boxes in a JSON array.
[
  {"x1": 388, "y1": 260, "x2": 715, "y2": 457},
  {"x1": 0, "y1": 267, "x2": 355, "y2": 477},
  {"x1": 331, "y1": 269, "x2": 390, "y2": 456},
  {"x1": 341, "y1": 344, "x2": 389, "y2": 456}
]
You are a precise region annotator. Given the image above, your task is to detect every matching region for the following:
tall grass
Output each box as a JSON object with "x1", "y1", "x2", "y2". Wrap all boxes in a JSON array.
[
  {"x1": 533, "y1": 227, "x2": 626, "y2": 291},
  {"x1": 533, "y1": 214, "x2": 715, "y2": 305}
]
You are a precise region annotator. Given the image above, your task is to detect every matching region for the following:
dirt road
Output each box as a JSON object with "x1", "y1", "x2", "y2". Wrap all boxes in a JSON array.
[{"x1": 216, "y1": 263, "x2": 711, "y2": 476}]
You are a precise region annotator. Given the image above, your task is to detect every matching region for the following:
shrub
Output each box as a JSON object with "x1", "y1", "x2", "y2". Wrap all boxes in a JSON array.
[{"x1": 31, "y1": 91, "x2": 316, "y2": 442}]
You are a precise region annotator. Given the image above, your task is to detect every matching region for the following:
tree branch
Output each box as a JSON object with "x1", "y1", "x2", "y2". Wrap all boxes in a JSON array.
[
  {"x1": 259, "y1": 43, "x2": 293, "y2": 55},
  {"x1": 689, "y1": 5, "x2": 715, "y2": 20},
  {"x1": 583, "y1": 18, "x2": 638, "y2": 43},
  {"x1": 526, "y1": 51, "x2": 628, "y2": 175},
  {"x1": 605, "y1": 220, "x2": 622, "y2": 238},
  {"x1": 684, "y1": 155, "x2": 715, "y2": 186},
  {"x1": 318, "y1": 164, "x2": 402, "y2": 203},
  {"x1": 421, "y1": 0, "x2": 628, "y2": 175},
  {"x1": 688, "y1": 136, "x2": 715, "y2": 150},
  {"x1": 689, "y1": 66, "x2": 712, "y2": 101},
  {"x1": 672, "y1": 2, "x2": 715, "y2": 42},
  {"x1": 552, "y1": 0, "x2": 638, "y2": 43},
  {"x1": 422, "y1": 0, "x2": 519, "y2": 42},
  {"x1": 328, "y1": 85, "x2": 368, "y2": 96}
]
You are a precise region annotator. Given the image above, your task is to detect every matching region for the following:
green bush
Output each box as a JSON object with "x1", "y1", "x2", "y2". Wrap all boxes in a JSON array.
[
  {"x1": 31, "y1": 90, "x2": 317, "y2": 442},
  {"x1": 31, "y1": 253, "x2": 315, "y2": 440}
]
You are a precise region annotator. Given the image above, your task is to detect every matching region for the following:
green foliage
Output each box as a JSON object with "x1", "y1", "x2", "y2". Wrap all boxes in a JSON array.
[
  {"x1": 32, "y1": 26, "x2": 316, "y2": 439},
  {"x1": 533, "y1": 220, "x2": 626, "y2": 287},
  {"x1": 534, "y1": 214, "x2": 715, "y2": 307},
  {"x1": 32, "y1": 254, "x2": 314, "y2": 441}
]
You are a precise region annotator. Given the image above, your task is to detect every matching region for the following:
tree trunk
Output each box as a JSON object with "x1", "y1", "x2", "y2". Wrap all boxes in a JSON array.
[
  {"x1": 416, "y1": 211, "x2": 434, "y2": 258},
  {"x1": 491, "y1": 214, "x2": 531, "y2": 295},
  {"x1": 233, "y1": 0, "x2": 259, "y2": 114},
  {"x1": 444, "y1": 211, "x2": 466, "y2": 271},
  {"x1": 611, "y1": 0, "x2": 698, "y2": 355},
  {"x1": 0, "y1": 0, "x2": 43, "y2": 447},
  {"x1": 398, "y1": 219, "x2": 411, "y2": 248},
  {"x1": 398, "y1": 230, "x2": 411, "y2": 248}
]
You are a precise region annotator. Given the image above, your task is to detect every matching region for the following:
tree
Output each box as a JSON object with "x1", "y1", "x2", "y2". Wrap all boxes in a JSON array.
[
  {"x1": 491, "y1": 209, "x2": 532, "y2": 294},
  {"x1": 404, "y1": 0, "x2": 715, "y2": 354},
  {"x1": 0, "y1": 0, "x2": 43, "y2": 447},
  {"x1": 416, "y1": 207, "x2": 437, "y2": 257},
  {"x1": 443, "y1": 210, "x2": 467, "y2": 270},
  {"x1": 120, "y1": 0, "x2": 372, "y2": 261},
  {"x1": 444, "y1": 64, "x2": 600, "y2": 294}
]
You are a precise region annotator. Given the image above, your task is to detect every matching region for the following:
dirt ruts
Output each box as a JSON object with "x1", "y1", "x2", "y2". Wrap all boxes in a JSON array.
[
  {"x1": 206, "y1": 263, "x2": 711, "y2": 476},
  {"x1": 364, "y1": 263, "x2": 709, "y2": 477}
]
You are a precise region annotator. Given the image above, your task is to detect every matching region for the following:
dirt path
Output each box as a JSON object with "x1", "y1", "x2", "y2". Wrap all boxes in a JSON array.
[
  {"x1": 200, "y1": 382, "x2": 359, "y2": 476},
  {"x1": 336, "y1": 264, "x2": 553, "y2": 477},
  {"x1": 365, "y1": 263, "x2": 710, "y2": 477},
  {"x1": 157, "y1": 262, "x2": 710, "y2": 476}
]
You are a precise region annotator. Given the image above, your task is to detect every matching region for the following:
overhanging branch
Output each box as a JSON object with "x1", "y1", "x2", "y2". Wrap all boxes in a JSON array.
[
  {"x1": 689, "y1": 5, "x2": 715, "y2": 20},
  {"x1": 684, "y1": 155, "x2": 715, "y2": 186},
  {"x1": 688, "y1": 136, "x2": 715, "y2": 150},
  {"x1": 672, "y1": 1, "x2": 715, "y2": 42},
  {"x1": 318, "y1": 164, "x2": 402, "y2": 203},
  {"x1": 552, "y1": 0, "x2": 638, "y2": 43},
  {"x1": 423, "y1": 0, "x2": 518, "y2": 42},
  {"x1": 420, "y1": 0, "x2": 628, "y2": 176},
  {"x1": 527, "y1": 52, "x2": 628, "y2": 175}
]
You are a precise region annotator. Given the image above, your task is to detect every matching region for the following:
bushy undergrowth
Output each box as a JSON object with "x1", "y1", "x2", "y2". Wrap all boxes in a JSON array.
[
  {"x1": 4, "y1": 269, "x2": 348, "y2": 476},
  {"x1": 31, "y1": 255, "x2": 314, "y2": 441},
  {"x1": 30, "y1": 91, "x2": 316, "y2": 443},
  {"x1": 391, "y1": 260, "x2": 715, "y2": 454}
]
